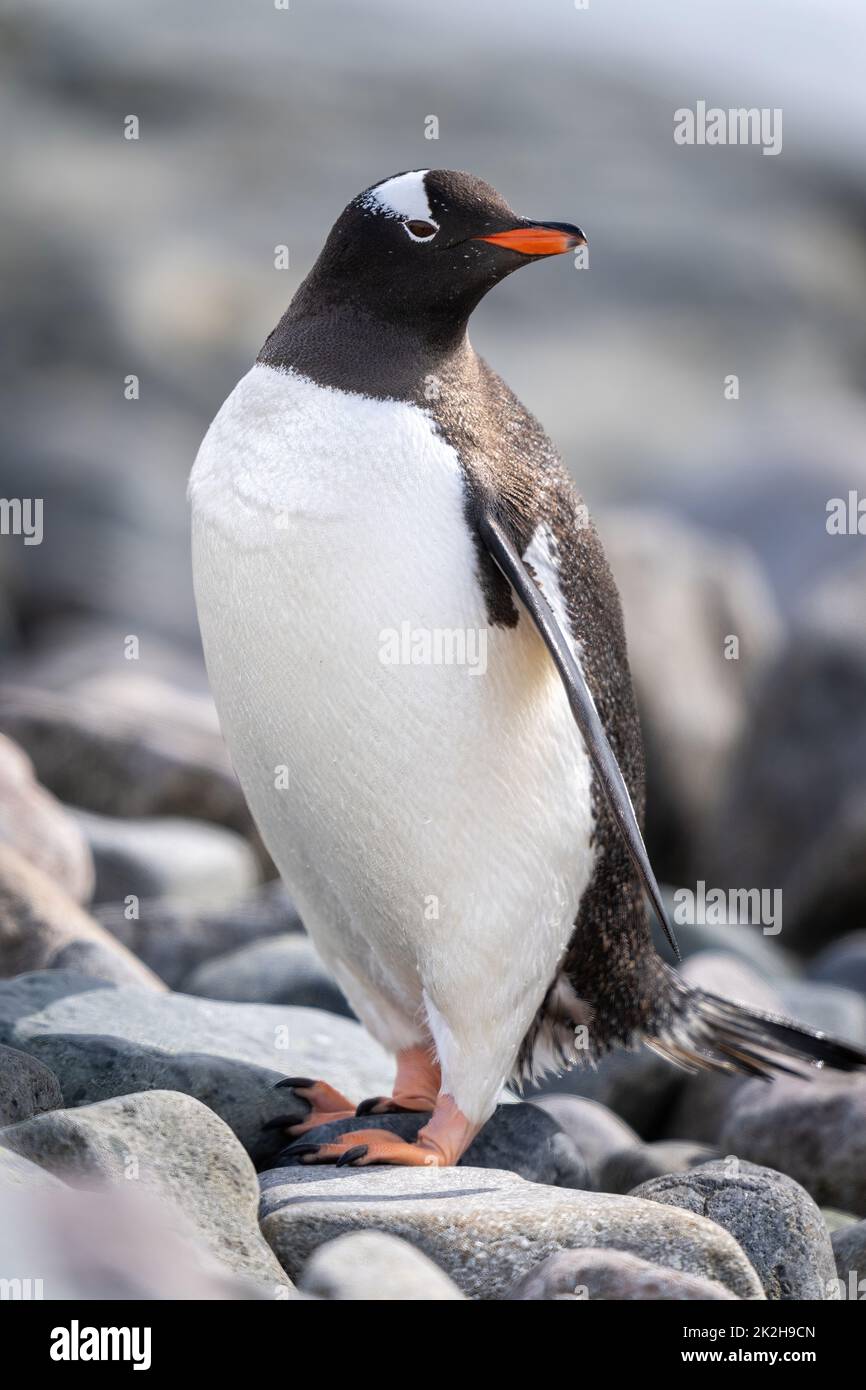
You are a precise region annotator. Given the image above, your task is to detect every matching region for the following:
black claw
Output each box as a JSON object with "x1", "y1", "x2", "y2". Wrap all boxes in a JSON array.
[
  {"x1": 274, "y1": 1076, "x2": 314, "y2": 1090},
  {"x1": 261, "y1": 1114, "x2": 299, "y2": 1131},
  {"x1": 336, "y1": 1144, "x2": 368, "y2": 1167},
  {"x1": 355, "y1": 1097, "x2": 385, "y2": 1116}
]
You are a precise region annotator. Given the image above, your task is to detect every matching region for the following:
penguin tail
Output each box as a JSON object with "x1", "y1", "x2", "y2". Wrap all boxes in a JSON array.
[{"x1": 645, "y1": 965, "x2": 866, "y2": 1079}]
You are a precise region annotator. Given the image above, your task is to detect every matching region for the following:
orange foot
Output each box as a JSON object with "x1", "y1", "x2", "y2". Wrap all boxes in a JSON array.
[
  {"x1": 270, "y1": 1076, "x2": 357, "y2": 1137},
  {"x1": 355, "y1": 1044, "x2": 440, "y2": 1118},
  {"x1": 291, "y1": 1095, "x2": 480, "y2": 1168}
]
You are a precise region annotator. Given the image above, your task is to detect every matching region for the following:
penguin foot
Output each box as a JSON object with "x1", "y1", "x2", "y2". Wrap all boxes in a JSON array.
[
  {"x1": 291, "y1": 1127, "x2": 448, "y2": 1167},
  {"x1": 272, "y1": 1076, "x2": 357, "y2": 1137},
  {"x1": 291, "y1": 1094, "x2": 479, "y2": 1168},
  {"x1": 355, "y1": 1044, "x2": 441, "y2": 1119},
  {"x1": 355, "y1": 1094, "x2": 430, "y2": 1117}
]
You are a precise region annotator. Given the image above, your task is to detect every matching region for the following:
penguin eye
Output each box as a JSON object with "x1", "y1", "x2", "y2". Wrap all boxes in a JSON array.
[{"x1": 403, "y1": 219, "x2": 439, "y2": 242}]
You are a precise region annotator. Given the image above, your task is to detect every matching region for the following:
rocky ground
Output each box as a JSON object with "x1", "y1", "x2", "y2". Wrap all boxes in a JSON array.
[{"x1": 0, "y1": 541, "x2": 864, "y2": 1301}]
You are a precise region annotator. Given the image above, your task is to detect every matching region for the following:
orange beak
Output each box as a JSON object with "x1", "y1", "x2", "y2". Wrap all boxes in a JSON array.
[{"x1": 473, "y1": 222, "x2": 586, "y2": 256}]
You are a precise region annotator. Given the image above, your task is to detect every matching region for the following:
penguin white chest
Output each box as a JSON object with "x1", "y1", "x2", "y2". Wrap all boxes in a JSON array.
[{"x1": 190, "y1": 364, "x2": 594, "y2": 1119}]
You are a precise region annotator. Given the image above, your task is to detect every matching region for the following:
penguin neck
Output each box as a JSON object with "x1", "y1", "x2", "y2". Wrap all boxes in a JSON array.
[{"x1": 257, "y1": 295, "x2": 475, "y2": 405}]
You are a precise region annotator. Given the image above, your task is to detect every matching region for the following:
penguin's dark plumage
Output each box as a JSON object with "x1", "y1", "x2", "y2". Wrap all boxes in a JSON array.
[{"x1": 192, "y1": 171, "x2": 866, "y2": 1167}]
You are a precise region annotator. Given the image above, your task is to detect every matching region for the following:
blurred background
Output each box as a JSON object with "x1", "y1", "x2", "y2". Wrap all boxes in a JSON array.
[{"x1": 2, "y1": 0, "x2": 866, "y2": 961}]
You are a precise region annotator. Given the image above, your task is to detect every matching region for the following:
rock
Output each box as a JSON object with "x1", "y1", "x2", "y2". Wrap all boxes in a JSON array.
[
  {"x1": 662, "y1": 952, "x2": 785, "y2": 1143},
  {"x1": 600, "y1": 1141, "x2": 718, "y2": 1195},
  {"x1": 832, "y1": 1221, "x2": 866, "y2": 1299},
  {"x1": 72, "y1": 808, "x2": 259, "y2": 908},
  {"x1": 0, "y1": 1144, "x2": 66, "y2": 1193},
  {"x1": 94, "y1": 881, "x2": 300, "y2": 988},
  {"x1": 2, "y1": 619, "x2": 212, "y2": 703},
  {"x1": 259, "y1": 1164, "x2": 765, "y2": 1301},
  {"x1": 633, "y1": 1159, "x2": 837, "y2": 1300},
  {"x1": 0, "y1": 1044, "x2": 63, "y2": 1126},
  {"x1": 528, "y1": 1046, "x2": 682, "y2": 1140},
  {"x1": 822, "y1": 1209, "x2": 858, "y2": 1234},
  {"x1": 530, "y1": 1094, "x2": 640, "y2": 1184},
  {"x1": 810, "y1": 932, "x2": 866, "y2": 997},
  {"x1": 300, "y1": 1231, "x2": 465, "y2": 1300},
  {"x1": 184, "y1": 933, "x2": 350, "y2": 1015},
  {"x1": 721, "y1": 1074, "x2": 866, "y2": 1217},
  {"x1": 603, "y1": 509, "x2": 781, "y2": 879},
  {"x1": 783, "y1": 798, "x2": 866, "y2": 952},
  {"x1": 0, "y1": 843, "x2": 164, "y2": 989},
  {"x1": 0, "y1": 971, "x2": 393, "y2": 1164},
  {"x1": 651, "y1": 912, "x2": 799, "y2": 984},
  {"x1": 49, "y1": 937, "x2": 166, "y2": 988},
  {"x1": 708, "y1": 565, "x2": 866, "y2": 944},
  {"x1": 277, "y1": 1103, "x2": 592, "y2": 1190},
  {"x1": 0, "y1": 733, "x2": 94, "y2": 902},
  {"x1": 0, "y1": 1179, "x2": 274, "y2": 1299},
  {"x1": 0, "y1": 683, "x2": 252, "y2": 836},
  {"x1": 506, "y1": 1247, "x2": 739, "y2": 1301},
  {"x1": 1, "y1": 1090, "x2": 291, "y2": 1293},
  {"x1": 777, "y1": 981, "x2": 866, "y2": 1048},
  {"x1": 463, "y1": 1102, "x2": 592, "y2": 1189},
  {"x1": 681, "y1": 951, "x2": 786, "y2": 1015}
]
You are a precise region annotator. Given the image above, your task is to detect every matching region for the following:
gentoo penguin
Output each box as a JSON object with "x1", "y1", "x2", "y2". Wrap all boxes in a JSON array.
[{"x1": 190, "y1": 170, "x2": 866, "y2": 1166}]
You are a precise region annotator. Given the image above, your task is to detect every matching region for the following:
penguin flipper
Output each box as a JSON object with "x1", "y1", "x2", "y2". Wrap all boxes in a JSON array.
[{"x1": 478, "y1": 509, "x2": 681, "y2": 963}]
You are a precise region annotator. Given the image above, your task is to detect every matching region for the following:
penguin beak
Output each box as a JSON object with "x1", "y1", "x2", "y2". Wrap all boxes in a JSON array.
[{"x1": 473, "y1": 221, "x2": 587, "y2": 256}]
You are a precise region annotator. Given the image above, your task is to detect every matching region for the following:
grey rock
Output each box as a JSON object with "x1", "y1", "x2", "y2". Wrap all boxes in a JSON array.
[
  {"x1": 651, "y1": 912, "x2": 799, "y2": 984},
  {"x1": 530, "y1": 1094, "x2": 640, "y2": 1184},
  {"x1": 506, "y1": 1247, "x2": 739, "y2": 1301},
  {"x1": 600, "y1": 1141, "x2": 718, "y2": 1195},
  {"x1": 0, "y1": 970, "x2": 393, "y2": 1164},
  {"x1": 278, "y1": 1103, "x2": 591, "y2": 1190},
  {"x1": 783, "y1": 797, "x2": 866, "y2": 952},
  {"x1": 721, "y1": 1074, "x2": 866, "y2": 1217},
  {"x1": 0, "y1": 1170, "x2": 277, "y2": 1299},
  {"x1": 72, "y1": 808, "x2": 259, "y2": 908},
  {"x1": 709, "y1": 570, "x2": 866, "y2": 945},
  {"x1": 50, "y1": 937, "x2": 166, "y2": 988},
  {"x1": 831, "y1": 1220, "x2": 866, "y2": 1299},
  {"x1": 528, "y1": 1046, "x2": 682, "y2": 1140},
  {"x1": 778, "y1": 981, "x2": 866, "y2": 1048},
  {"x1": 184, "y1": 933, "x2": 350, "y2": 1015},
  {"x1": 0, "y1": 1044, "x2": 63, "y2": 1126},
  {"x1": 1, "y1": 1089, "x2": 291, "y2": 1294},
  {"x1": 0, "y1": 1144, "x2": 66, "y2": 1192},
  {"x1": 0, "y1": 843, "x2": 164, "y2": 989},
  {"x1": 633, "y1": 1159, "x2": 837, "y2": 1300},
  {"x1": 0, "y1": 683, "x2": 252, "y2": 836},
  {"x1": 259, "y1": 1163, "x2": 765, "y2": 1301},
  {"x1": 604, "y1": 510, "x2": 781, "y2": 879},
  {"x1": 2, "y1": 619, "x2": 212, "y2": 703},
  {"x1": 0, "y1": 733, "x2": 94, "y2": 903},
  {"x1": 466, "y1": 1102, "x2": 591, "y2": 1188},
  {"x1": 95, "y1": 880, "x2": 300, "y2": 988},
  {"x1": 300, "y1": 1231, "x2": 465, "y2": 1301},
  {"x1": 822, "y1": 1208, "x2": 859, "y2": 1234},
  {"x1": 663, "y1": 953, "x2": 786, "y2": 1143},
  {"x1": 810, "y1": 932, "x2": 866, "y2": 998}
]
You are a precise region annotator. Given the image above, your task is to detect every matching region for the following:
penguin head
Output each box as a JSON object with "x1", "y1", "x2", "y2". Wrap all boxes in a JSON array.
[{"x1": 300, "y1": 170, "x2": 586, "y2": 333}]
